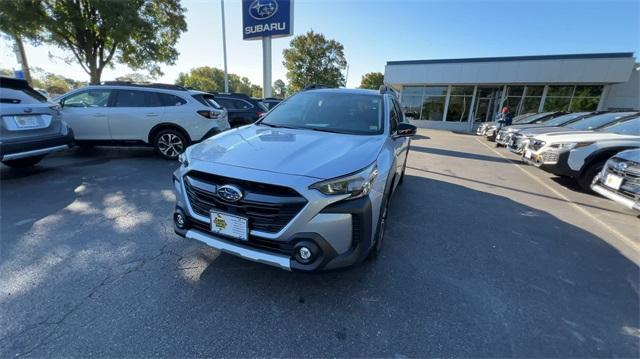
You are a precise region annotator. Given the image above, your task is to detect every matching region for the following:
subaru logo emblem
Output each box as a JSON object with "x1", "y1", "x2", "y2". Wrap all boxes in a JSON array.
[
  {"x1": 616, "y1": 162, "x2": 628, "y2": 171},
  {"x1": 249, "y1": 0, "x2": 278, "y2": 20},
  {"x1": 217, "y1": 184, "x2": 243, "y2": 202}
]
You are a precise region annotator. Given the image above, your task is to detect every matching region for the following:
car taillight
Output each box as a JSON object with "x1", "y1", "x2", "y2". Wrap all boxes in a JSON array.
[
  {"x1": 256, "y1": 111, "x2": 266, "y2": 118},
  {"x1": 197, "y1": 110, "x2": 220, "y2": 119}
]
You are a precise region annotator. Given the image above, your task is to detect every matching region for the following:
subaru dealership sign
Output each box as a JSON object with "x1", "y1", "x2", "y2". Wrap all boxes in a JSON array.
[{"x1": 243, "y1": 0, "x2": 294, "y2": 40}]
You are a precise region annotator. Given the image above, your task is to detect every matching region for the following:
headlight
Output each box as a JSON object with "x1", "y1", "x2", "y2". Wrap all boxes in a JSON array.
[
  {"x1": 310, "y1": 163, "x2": 378, "y2": 200},
  {"x1": 550, "y1": 142, "x2": 594, "y2": 150}
]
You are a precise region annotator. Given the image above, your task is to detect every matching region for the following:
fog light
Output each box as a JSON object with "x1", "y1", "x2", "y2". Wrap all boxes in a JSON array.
[
  {"x1": 299, "y1": 246, "x2": 312, "y2": 261},
  {"x1": 174, "y1": 212, "x2": 186, "y2": 229}
]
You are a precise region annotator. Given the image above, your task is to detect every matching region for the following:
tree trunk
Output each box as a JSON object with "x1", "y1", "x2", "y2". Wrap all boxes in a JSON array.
[{"x1": 90, "y1": 71, "x2": 101, "y2": 84}]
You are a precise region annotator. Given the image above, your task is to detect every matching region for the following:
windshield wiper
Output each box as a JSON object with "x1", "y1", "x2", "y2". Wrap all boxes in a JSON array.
[
  {"x1": 260, "y1": 122, "x2": 298, "y2": 129},
  {"x1": 307, "y1": 127, "x2": 348, "y2": 134}
]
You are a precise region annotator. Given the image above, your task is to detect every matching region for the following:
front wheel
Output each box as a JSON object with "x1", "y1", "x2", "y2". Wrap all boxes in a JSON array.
[
  {"x1": 577, "y1": 160, "x2": 605, "y2": 192},
  {"x1": 368, "y1": 194, "x2": 390, "y2": 259},
  {"x1": 154, "y1": 129, "x2": 188, "y2": 160},
  {"x1": 2, "y1": 155, "x2": 45, "y2": 168}
]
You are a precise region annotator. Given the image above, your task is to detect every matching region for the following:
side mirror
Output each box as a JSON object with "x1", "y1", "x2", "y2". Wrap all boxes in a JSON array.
[
  {"x1": 394, "y1": 123, "x2": 417, "y2": 138},
  {"x1": 404, "y1": 111, "x2": 417, "y2": 118}
]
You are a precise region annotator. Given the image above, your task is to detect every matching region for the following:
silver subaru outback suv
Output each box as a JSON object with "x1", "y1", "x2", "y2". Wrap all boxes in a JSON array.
[{"x1": 172, "y1": 86, "x2": 416, "y2": 271}]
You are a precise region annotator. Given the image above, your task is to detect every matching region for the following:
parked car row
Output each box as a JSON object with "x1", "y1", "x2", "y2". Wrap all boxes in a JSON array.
[
  {"x1": 0, "y1": 78, "x2": 284, "y2": 166},
  {"x1": 477, "y1": 110, "x2": 640, "y2": 212}
]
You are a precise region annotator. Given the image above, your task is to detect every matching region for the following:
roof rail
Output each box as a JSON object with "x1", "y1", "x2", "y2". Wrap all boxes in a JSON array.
[
  {"x1": 379, "y1": 84, "x2": 398, "y2": 97},
  {"x1": 210, "y1": 92, "x2": 252, "y2": 98},
  {"x1": 302, "y1": 84, "x2": 332, "y2": 91},
  {"x1": 94, "y1": 81, "x2": 187, "y2": 91}
]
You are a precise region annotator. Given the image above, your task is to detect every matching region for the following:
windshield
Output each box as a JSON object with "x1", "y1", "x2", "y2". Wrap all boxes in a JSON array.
[
  {"x1": 513, "y1": 113, "x2": 535, "y2": 123},
  {"x1": 566, "y1": 112, "x2": 638, "y2": 130},
  {"x1": 599, "y1": 117, "x2": 640, "y2": 135},
  {"x1": 544, "y1": 112, "x2": 590, "y2": 126},
  {"x1": 259, "y1": 91, "x2": 384, "y2": 135},
  {"x1": 520, "y1": 112, "x2": 554, "y2": 124}
]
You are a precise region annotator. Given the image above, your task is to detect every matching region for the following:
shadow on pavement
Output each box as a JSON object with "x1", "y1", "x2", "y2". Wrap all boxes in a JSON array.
[
  {"x1": 410, "y1": 145, "x2": 510, "y2": 164},
  {"x1": 1, "y1": 157, "x2": 638, "y2": 357}
]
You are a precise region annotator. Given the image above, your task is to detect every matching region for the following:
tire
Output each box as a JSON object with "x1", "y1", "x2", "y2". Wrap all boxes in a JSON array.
[
  {"x1": 154, "y1": 129, "x2": 188, "y2": 160},
  {"x1": 368, "y1": 192, "x2": 390, "y2": 260},
  {"x1": 577, "y1": 160, "x2": 605, "y2": 192},
  {"x1": 2, "y1": 155, "x2": 45, "y2": 168}
]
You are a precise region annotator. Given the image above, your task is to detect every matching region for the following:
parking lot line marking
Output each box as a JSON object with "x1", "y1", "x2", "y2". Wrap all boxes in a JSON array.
[{"x1": 475, "y1": 138, "x2": 639, "y2": 253}]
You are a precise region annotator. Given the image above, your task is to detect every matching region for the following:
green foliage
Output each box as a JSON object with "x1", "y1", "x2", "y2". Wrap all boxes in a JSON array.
[
  {"x1": 273, "y1": 79, "x2": 287, "y2": 98},
  {"x1": 282, "y1": 30, "x2": 347, "y2": 92},
  {"x1": 175, "y1": 66, "x2": 261, "y2": 96},
  {"x1": 0, "y1": 68, "x2": 14, "y2": 77},
  {"x1": 359, "y1": 72, "x2": 384, "y2": 90},
  {"x1": 115, "y1": 73, "x2": 156, "y2": 83},
  {"x1": 31, "y1": 69, "x2": 86, "y2": 96},
  {"x1": 0, "y1": 0, "x2": 187, "y2": 83}
]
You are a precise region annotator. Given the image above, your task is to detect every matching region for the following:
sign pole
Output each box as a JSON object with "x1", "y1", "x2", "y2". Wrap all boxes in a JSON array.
[
  {"x1": 221, "y1": 0, "x2": 229, "y2": 92},
  {"x1": 262, "y1": 36, "x2": 272, "y2": 98}
]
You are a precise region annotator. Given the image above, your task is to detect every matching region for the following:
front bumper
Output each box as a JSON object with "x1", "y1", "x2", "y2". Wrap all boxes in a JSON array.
[
  {"x1": 0, "y1": 128, "x2": 74, "y2": 161},
  {"x1": 591, "y1": 184, "x2": 640, "y2": 211},
  {"x1": 172, "y1": 162, "x2": 381, "y2": 272},
  {"x1": 522, "y1": 149, "x2": 576, "y2": 177}
]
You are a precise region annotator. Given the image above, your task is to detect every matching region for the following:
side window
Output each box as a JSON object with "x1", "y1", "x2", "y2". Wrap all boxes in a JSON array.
[
  {"x1": 389, "y1": 100, "x2": 399, "y2": 133},
  {"x1": 233, "y1": 99, "x2": 253, "y2": 110},
  {"x1": 158, "y1": 93, "x2": 187, "y2": 107},
  {"x1": 63, "y1": 90, "x2": 111, "y2": 107},
  {"x1": 114, "y1": 90, "x2": 162, "y2": 107},
  {"x1": 393, "y1": 99, "x2": 406, "y2": 123},
  {"x1": 215, "y1": 97, "x2": 235, "y2": 109}
]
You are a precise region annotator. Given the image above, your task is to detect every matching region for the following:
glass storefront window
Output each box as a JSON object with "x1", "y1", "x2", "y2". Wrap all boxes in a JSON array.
[
  {"x1": 574, "y1": 86, "x2": 603, "y2": 97},
  {"x1": 543, "y1": 97, "x2": 571, "y2": 111},
  {"x1": 446, "y1": 86, "x2": 474, "y2": 122},
  {"x1": 547, "y1": 86, "x2": 574, "y2": 97},
  {"x1": 570, "y1": 97, "x2": 600, "y2": 111},
  {"x1": 421, "y1": 95, "x2": 446, "y2": 121},
  {"x1": 522, "y1": 97, "x2": 542, "y2": 114},
  {"x1": 526, "y1": 86, "x2": 544, "y2": 96}
]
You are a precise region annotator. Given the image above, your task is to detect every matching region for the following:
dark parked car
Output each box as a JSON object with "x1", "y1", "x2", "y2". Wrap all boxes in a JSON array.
[
  {"x1": 0, "y1": 77, "x2": 74, "y2": 168},
  {"x1": 211, "y1": 92, "x2": 268, "y2": 127},
  {"x1": 259, "y1": 97, "x2": 282, "y2": 110}
]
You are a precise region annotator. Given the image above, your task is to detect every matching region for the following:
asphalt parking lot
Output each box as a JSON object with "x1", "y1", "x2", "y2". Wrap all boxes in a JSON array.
[{"x1": 1, "y1": 129, "x2": 638, "y2": 357}]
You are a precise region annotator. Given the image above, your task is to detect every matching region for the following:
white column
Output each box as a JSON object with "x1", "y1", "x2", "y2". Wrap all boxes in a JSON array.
[
  {"x1": 442, "y1": 85, "x2": 452, "y2": 121},
  {"x1": 597, "y1": 85, "x2": 610, "y2": 111},
  {"x1": 467, "y1": 85, "x2": 478, "y2": 130},
  {"x1": 262, "y1": 37, "x2": 272, "y2": 98},
  {"x1": 538, "y1": 85, "x2": 549, "y2": 112}
]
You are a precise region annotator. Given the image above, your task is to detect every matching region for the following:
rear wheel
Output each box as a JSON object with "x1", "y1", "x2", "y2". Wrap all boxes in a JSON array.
[
  {"x1": 2, "y1": 155, "x2": 45, "y2": 168},
  {"x1": 577, "y1": 160, "x2": 605, "y2": 192},
  {"x1": 154, "y1": 129, "x2": 188, "y2": 160}
]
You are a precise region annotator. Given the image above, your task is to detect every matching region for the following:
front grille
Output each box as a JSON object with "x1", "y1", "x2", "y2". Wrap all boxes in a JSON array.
[
  {"x1": 183, "y1": 170, "x2": 307, "y2": 233},
  {"x1": 542, "y1": 151, "x2": 559, "y2": 163},
  {"x1": 190, "y1": 219, "x2": 294, "y2": 256}
]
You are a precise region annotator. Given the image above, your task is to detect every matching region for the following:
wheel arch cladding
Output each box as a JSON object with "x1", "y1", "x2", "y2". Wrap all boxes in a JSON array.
[
  {"x1": 148, "y1": 123, "x2": 192, "y2": 144},
  {"x1": 581, "y1": 146, "x2": 637, "y2": 176}
]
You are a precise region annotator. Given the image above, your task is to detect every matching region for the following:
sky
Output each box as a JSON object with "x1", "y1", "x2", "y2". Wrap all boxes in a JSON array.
[{"x1": 0, "y1": 0, "x2": 638, "y2": 89}]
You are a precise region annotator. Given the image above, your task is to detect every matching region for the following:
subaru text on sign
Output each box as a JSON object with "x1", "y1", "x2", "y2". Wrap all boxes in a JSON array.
[{"x1": 242, "y1": 0, "x2": 294, "y2": 40}]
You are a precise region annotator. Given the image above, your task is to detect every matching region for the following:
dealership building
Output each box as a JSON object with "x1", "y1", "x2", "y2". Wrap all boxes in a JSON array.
[{"x1": 384, "y1": 52, "x2": 639, "y2": 131}]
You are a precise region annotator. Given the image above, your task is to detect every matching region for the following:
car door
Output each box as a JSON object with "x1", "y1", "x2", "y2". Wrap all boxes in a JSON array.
[
  {"x1": 60, "y1": 89, "x2": 112, "y2": 140},
  {"x1": 108, "y1": 89, "x2": 165, "y2": 141}
]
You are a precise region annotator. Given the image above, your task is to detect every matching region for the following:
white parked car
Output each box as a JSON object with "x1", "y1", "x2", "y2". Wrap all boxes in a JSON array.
[
  {"x1": 55, "y1": 83, "x2": 230, "y2": 159},
  {"x1": 523, "y1": 116, "x2": 640, "y2": 190}
]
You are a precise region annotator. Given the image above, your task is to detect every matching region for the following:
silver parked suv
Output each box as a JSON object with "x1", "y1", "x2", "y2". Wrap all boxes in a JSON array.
[
  {"x1": 173, "y1": 86, "x2": 417, "y2": 271},
  {"x1": 1, "y1": 77, "x2": 74, "y2": 168},
  {"x1": 55, "y1": 82, "x2": 230, "y2": 159}
]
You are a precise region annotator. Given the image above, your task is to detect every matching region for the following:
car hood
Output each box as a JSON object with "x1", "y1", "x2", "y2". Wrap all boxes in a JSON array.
[
  {"x1": 534, "y1": 131, "x2": 640, "y2": 144},
  {"x1": 187, "y1": 125, "x2": 385, "y2": 180},
  {"x1": 614, "y1": 148, "x2": 640, "y2": 162},
  {"x1": 504, "y1": 123, "x2": 554, "y2": 132}
]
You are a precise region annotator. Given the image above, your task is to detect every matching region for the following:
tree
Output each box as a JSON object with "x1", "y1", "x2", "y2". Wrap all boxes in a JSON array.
[
  {"x1": 359, "y1": 72, "x2": 384, "y2": 90},
  {"x1": 30, "y1": 68, "x2": 86, "y2": 95},
  {"x1": 175, "y1": 66, "x2": 261, "y2": 96},
  {"x1": 273, "y1": 79, "x2": 286, "y2": 98},
  {"x1": 282, "y1": 30, "x2": 347, "y2": 92},
  {"x1": 0, "y1": 0, "x2": 187, "y2": 84},
  {"x1": 115, "y1": 73, "x2": 155, "y2": 83}
]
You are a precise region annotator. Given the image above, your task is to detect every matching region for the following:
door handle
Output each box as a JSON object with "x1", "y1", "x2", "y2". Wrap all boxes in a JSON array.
[
  {"x1": 146, "y1": 113, "x2": 159, "y2": 117},
  {"x1": 93, "y1": 113, "x2": 106, "y2": 117}
]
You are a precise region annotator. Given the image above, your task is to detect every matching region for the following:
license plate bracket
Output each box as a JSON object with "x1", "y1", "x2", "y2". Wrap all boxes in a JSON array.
[
  {"x1": 210, "y1": 210, "x2": 249, "y2": 240},
  {"x1": 14, "y1": 115, "x2": 40, "y2": 128}
]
